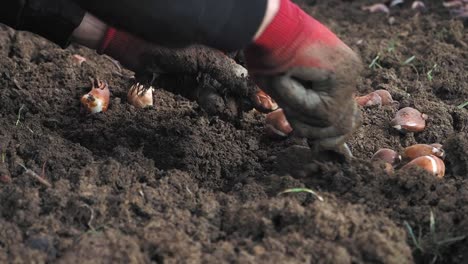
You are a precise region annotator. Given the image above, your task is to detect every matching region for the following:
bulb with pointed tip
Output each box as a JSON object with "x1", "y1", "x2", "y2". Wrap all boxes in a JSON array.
[
  {"x1": 265, "y1": 109, "x2": 293, "y2": 138},
  {"x1": 81, "y1": 79, "x2": 110, "y2": 114},
  {"x1": 253, "y1": 90, "x2": 279, "y2": 113},
  {"x1": 374, "y1": 90, "x2": 394, "y2": 105},
  {"x1": 128, "y1": 83, "x2": 154, "y2": 108},
  {"x1": 390, "y1": 107, "x2": 428, "y2": 133},
  {"x1": 401, "y1": 155, "x2": 445, "y2": 178},
  {"x1": 372, "y1": 148, "x2": 401, "y2": 165},
  {"x1": 403, "y1": 144, "x2": 444, "y2": 161},
  {"x1": 355, "y1": 92, "x2": 382, "y2": 107}
]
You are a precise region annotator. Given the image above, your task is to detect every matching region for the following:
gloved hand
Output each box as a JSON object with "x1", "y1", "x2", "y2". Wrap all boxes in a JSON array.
[
  {"x1": 98, "y1": 28, "x2": 258, "y2": 119},
  {"x1": 245, "y1": 0, "x2": 363, "y2": 157}
]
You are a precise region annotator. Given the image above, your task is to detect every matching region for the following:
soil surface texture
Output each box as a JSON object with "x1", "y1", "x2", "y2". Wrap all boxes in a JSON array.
[{"x1": 0, "y1": 0, "x2": 467, "y2": 263}]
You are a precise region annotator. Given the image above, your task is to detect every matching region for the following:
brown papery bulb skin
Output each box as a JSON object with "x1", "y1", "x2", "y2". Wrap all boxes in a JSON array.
[
  {"x1": 253, "y1": 90, "x2": 279, "y2": 113},
  {"x1": 374, "y1": 90, "x2": 394, "y2": 105},
  {"x1": 403, "y1": 144, "x2": 445, "y2": 161},
  {"x1": 128, "y1": 83, "x2": 154, "y2": 108},
  {"x1": 390, "y1": 107, "x2": 427, "y2": 133},
  {"x1": 265, "y1": 109, "x2": 293, "y2": 138},
  {"x1": 371, "y1": 148, "x2": 401, "y2": 165},
  {"x1": 401, "y1": 155, "x2": 445, "y2": 178},
  {"x1": 355, "y1": 92, "x2": 382, "y2": 107},
  {"x1": 81, "y1": 79, "x2": 110, "y2": 114}
]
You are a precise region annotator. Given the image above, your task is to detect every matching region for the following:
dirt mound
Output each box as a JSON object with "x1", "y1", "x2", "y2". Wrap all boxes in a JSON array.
[{"x1": 1, "y1": 0, "x2": 467, "y2": 263}]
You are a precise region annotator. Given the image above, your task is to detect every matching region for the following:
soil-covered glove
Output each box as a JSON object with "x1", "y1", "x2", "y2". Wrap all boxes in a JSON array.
[
  {"x1": 98, "y1": 28, "x2": 258, "y2": 119},
  {"x1": 245, "y1": 0, "x2": 363, "y2": 156}
]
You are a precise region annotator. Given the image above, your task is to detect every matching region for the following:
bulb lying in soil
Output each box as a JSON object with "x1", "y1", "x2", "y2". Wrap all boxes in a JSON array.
[
  {"x1": 403, "y1": 144, "x2": 445, "y2": 161},
  {"x1": 362, "y1": 3, "x2": 390, "y2": 13},
  {"x1": 265, "y1": 109, "x2": 293, "y2": 138},
  {"x1": 411, "y1": 1, "x2": 426, "y2": 11},
  {"x1": 372, "y1": 148, "x2": 401, "y2": 165},
  {"x1": 401, "y1": 155, "x2": 445, "y2": 178},
  {"x1": 81, "y1": 78, "x2": 110, "y2": 114},
  {"x1": 72, "y1": 54, "x2": 86, "y2": 66},
  {"x1": 355, "y1": 92, "x2": 382, "y2": 107},
  {"x1": 390, "y1": 107, "x2": 428, "y2": 133},
  {"x1": 355, "y1": 90, "x2": 394, "y2": 107},
  {"x1": 253, "y1": 90, "x2": 279, "y2": 113},
  {"x1": 128, "y1": 83, "x2": 154, "y2": 108}
]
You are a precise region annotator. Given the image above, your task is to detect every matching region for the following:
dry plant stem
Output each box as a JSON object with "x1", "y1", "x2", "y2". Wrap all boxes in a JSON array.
[{"x1": 18, "y1": 163, "x2": 52, "y2": 188}]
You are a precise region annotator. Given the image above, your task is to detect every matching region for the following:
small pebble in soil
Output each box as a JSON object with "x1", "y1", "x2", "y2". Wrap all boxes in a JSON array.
[
  {"x1": 401, "y1": 155, "x2": 445, "y2": 178},
  {"x1": 127, "y1": 83, "x2": 154, "y2": 108},
  {"x1": 265, "y1": 109, "x2": 293, "y2": 138},
  {"x1": 372, "y1": 148, "x2": 401, "y2": 165},
  {"x1": 403, "y1": 144, "x2": 445, "y2": 161},
  {"x1": 81, "y1": 78, "x2": 110, "y2": 114},
  {"x1": 390, "y1": 107, "x2": 428, "y2": 133}
]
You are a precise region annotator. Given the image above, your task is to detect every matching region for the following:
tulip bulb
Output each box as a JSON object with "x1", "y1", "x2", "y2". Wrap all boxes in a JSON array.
[
  {"x1": 265, "y1": 109, "x2": 293, "y2": 138},
  {"x1": 374, "y1": 90, "x2": 394, "y2": 105},
  {"x1": 401, "y1": 155, "x2": 445, "y2": 178},
  {"x1": 390, "y1": 107, "x2": 428, "y2": 133},
  {"x1": 362, "y1": 4, "x2": 390, "y2": 13},
  {"x1": 403, "y1": 144, "x2": 445, "y2": 161},
  {"x1": 253, "y1": 90, "x2": 279, "y2": 113},
  {"x1": 355, "y1": 89, "x2": 394, "y2": 108},
  {"x1": 355, "y1": 92, "x2": 382, "y2": 107},
  {"x1": 128, "y1": 83, "x2": 154, "y2": 108},
  {"x1": 371, "y1": 148, "x2": 401, "y2": 165},
  {"x1": 81, "y1": 79, "x2": 110, "y2": 114}
]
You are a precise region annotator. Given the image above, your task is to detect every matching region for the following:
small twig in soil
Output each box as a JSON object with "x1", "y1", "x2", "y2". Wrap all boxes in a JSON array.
[
  {"x1": 17, "y1": 162, "x2": 52, "y2": 188},
  {"x1": 278, "y1": 188, "x2": 324, "y2": 202},
  {"x1": 81, "y1": 204, "x2": 96, "y2": 231},
  {"x1": 15, "y1": 104, "x2": 25, "y2": 126}
]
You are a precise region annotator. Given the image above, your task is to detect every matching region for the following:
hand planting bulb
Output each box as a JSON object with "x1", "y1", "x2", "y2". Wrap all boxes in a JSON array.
[{"x1": 81, "y1": 78, "x2": 110, "y2": 114}]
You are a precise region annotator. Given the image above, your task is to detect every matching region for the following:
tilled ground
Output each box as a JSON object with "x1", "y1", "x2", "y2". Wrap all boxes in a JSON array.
[{"x1": 0, "y1": 0, "x2": 467, "y2": 263}]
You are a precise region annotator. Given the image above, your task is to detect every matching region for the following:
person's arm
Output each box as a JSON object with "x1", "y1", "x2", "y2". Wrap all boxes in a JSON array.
[
  {"x1": 0, "y1": 0, "x2": 85, "y2": 47},
  {"x1": 74, "y1": 0, "x2": 268, "y2": 52}
]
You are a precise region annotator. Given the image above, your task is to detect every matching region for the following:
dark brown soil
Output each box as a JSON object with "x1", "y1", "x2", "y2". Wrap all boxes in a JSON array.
[{"x1": 1, "y1": 1, "x2": 467, "y2": 263}]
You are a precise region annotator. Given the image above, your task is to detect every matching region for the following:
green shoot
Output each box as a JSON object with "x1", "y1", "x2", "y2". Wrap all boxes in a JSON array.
[
  {"x1": 402, "y1": 55, "x2": 416, "y2": 65},
  {"x1": 404, "y1": 209, "x2": 466, "y2": 264},
  {"x1": 0, "y1": 146, "x2": 5, "y2": 163},
  {"x1": 405, "y1": 221, "x2": 424, "y2": 252},
  {"x1": 369, "y1": 53, "x2": 383, "y2": 69},
  {"x1": 426, "y1": 64, "x2": 438, "y2": 82},
  {"x1": 387, "y1": 40, "x2": 397, "y2": 53},
  {"x1": 458, "y1": 101, "x2": 468, "y2": 109},
  {"x1": 279, "y1": 188, "x2": 324, "y2": 202},
  {"x1": 15, "y1": 104, "x2": 25, "y2": 126}
]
